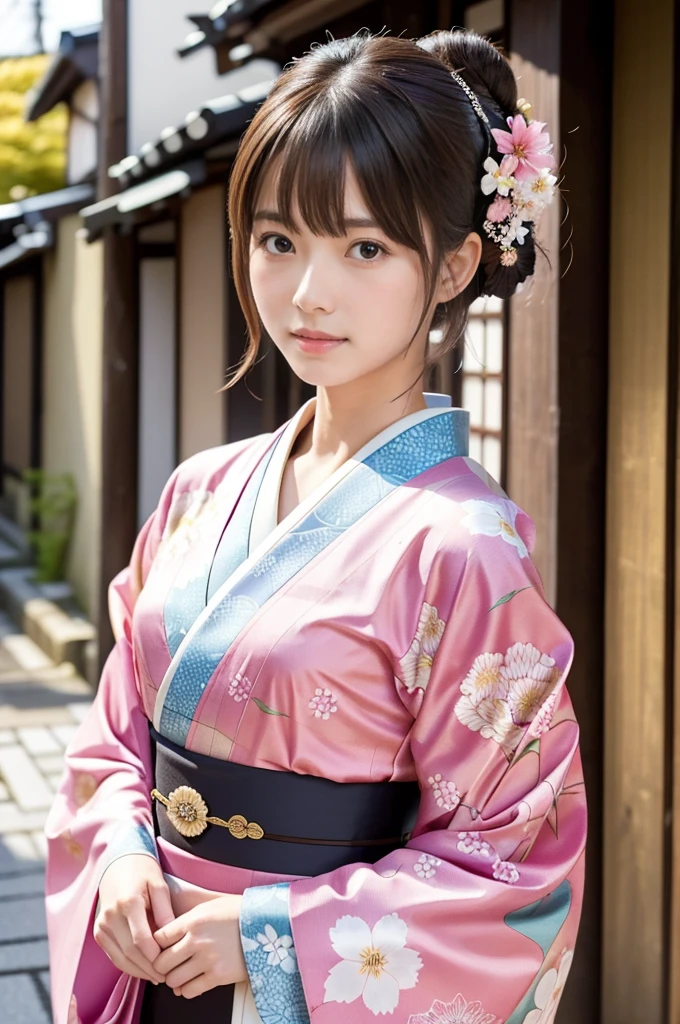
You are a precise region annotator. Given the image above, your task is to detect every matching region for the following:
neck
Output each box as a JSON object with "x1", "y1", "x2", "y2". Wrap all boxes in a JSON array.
[{"x1": 296, "y1": 375, "x2": 428, "y2": 463}]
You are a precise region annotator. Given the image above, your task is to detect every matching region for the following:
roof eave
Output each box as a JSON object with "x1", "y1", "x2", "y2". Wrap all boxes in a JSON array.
[{"x1": 25, "y1": 31, "x2": 99, "y2": 122}]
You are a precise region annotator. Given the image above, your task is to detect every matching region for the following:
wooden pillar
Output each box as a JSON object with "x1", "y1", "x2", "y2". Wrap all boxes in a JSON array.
[
  {"x1": 554, "y1": 2, "x2": 613, "y2": 1021},
  {"x1": 506, "y1": 2, "x2": 614, "y2": 1020},
  {"x1": 97, "y1": 0, "x2": 138, "y2": 667},
  {"x1": 671, "y1": 8, "x2": 680, "y2": 1020},
  {"x1": 505, "y1": 0, "x2": 561, "y2": 605},
  {"x1": 602, "y1": 0, "x2": 675, "y2": 1020}
]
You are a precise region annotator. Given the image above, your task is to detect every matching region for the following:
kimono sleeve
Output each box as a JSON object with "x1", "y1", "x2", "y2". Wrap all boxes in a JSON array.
[
  {"x1": 242, "y1": 524, "x2": 587, "y2": 1024},
  {"x1": 44, "y1": 483, "x2": 175, "y2": 1024}
]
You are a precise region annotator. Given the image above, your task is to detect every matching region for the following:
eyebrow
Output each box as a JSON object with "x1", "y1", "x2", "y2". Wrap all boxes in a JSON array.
[{"x1": 252, "y1": 209, "x2": 380, "y2": 230}]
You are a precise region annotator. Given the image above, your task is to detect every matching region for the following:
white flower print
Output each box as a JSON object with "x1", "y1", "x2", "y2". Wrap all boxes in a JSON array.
[
  {"x1": 457, "y1": 832, "x2": 492, "y2": 858},
  {"x1": 309, "y1": 687, "x2": 339, "y2": 720},
  {"x1": 501, "y1": 642, "x2": 559, "y2": 727},
  {"x1": 428, "y1": 774, "x2": 461, "y2": 812},
  {"x1": 399, "y1": 603, "x2": 446, "y2": 694},
  {"x1": 455, "y1": 694, "x2": 523, "y2": 752},
  {"x1": 522, "y1": 950, "x2": 573, "y2": 1024},
  {"x1": 459, "y1": 498, "x2": 528, "y2": 558},
  {"x1": 530, "y1": 690, "x2": 558, "y2": 737},
  {"x1": 492, "y1": 856, "x2": 520, "y2": 884},
  {"x1": 455, "y1": 642, "x2": 560, "y2": 754},
  {"x1": 324, "y1": 912, "x2": 423, "y2": 1015},
  {"x1": 408, "y1": 992, "x2": 500, "y2": 1024},
  {"x1": 256, "y1": 923, "x2": 298, "y2": 974},
  {"x1": 413, "y1": 853, "x2": 441, "y2": 879},
  {"x1": 228, "y1": 672, "x2": 253, "y2": 702},
  {"x1": 460, "y1": 652, "x2": 505, "y2": 701}
]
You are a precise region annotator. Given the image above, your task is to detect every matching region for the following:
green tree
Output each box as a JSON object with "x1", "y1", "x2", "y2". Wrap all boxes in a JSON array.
[{"x1": 0, "y1": 54, "x2": 67, "y2": 204}]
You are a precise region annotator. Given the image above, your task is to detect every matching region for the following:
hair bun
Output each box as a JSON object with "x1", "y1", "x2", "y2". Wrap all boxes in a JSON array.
[
  {"x1": 417, "y1": 29, "x2": 518, "y2": 123},
  {"x1": 419, "y1": 29, "x2": 541, "y2": 301}
]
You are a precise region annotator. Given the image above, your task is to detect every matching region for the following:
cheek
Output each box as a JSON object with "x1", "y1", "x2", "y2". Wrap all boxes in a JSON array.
[
  {"x1": 249, "y1": 257, "x2": 290, "y2": 315},
  {"x1": 358, "y1": 263, "x2": 424, "y2": 324}
]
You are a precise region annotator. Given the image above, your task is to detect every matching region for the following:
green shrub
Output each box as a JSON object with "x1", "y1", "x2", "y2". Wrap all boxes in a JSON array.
[{"x1": 22, "y1": 468, "x2": 76, "y2": 583}]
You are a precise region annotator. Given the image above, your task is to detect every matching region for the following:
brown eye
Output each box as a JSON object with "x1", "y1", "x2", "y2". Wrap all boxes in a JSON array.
[
  {"x1": 264, "y1": 234, "x2": 294, "y2": 254},
  {"x1": 350, "y1": 241, "x2": 384, "y2": 261}
]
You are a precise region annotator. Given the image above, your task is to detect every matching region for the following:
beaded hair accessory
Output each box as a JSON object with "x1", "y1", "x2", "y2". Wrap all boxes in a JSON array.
[{"x1": 452, "y1": 72, "x2": 557, "y2": 268}]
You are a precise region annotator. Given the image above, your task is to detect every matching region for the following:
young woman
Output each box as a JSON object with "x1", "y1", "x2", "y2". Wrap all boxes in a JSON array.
[{"x1": 46, "y1": 28, "x2": 586, "y2": 1024}]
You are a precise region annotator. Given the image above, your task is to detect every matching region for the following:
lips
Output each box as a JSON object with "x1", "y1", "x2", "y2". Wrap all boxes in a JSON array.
[
  {"x1": 292, "y1": 329, "x2": 346, "y2": 341},
  {"x1": 290, "y1": 328, "x2": 347, "y2": 354}
]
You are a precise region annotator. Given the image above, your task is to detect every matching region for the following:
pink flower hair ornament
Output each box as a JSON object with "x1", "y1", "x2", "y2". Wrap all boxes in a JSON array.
[
  {"x1": 481, "y1": 110, "x2": 557, "y2": 263},
  {"x1": 452, "y1": 74, "x2": 558, "y2": 277}
]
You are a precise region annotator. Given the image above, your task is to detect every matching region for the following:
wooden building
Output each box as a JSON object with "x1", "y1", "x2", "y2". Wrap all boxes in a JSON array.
[{"x1": 0, "y1": 24, "x2": 101, "y2": 612}]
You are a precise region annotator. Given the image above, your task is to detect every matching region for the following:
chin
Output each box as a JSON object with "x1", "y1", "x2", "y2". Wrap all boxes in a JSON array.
[
  {"x1": 281, "y1": 353, "x2": 359, "y2": 389},
  {"x1": 292, "y1": 367, "x2": 358, "y2": 388}
]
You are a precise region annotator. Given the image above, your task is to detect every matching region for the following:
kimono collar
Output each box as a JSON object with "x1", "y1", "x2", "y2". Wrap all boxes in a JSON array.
[{"x1": 249, "y1": 393, "x2": 458, "y2": 551}]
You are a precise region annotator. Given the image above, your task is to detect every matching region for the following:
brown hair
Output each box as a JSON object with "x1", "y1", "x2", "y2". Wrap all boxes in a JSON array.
[{"x1": 226, "y1": 29, "x2": 534, "y2": 389}]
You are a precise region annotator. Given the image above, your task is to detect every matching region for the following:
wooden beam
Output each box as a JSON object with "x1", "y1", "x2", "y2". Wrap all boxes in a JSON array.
[
  {"x1": 97, "y1": 0, "x2": 138, "y2": 669},
  {"x1": 602, "y1": 0, "x2": 675, "y2": 1020}
]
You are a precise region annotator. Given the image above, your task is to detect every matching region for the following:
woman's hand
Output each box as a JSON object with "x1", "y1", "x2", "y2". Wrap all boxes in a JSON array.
[
  {"x1": 94, "y1": 854, "x2": 175, "y2": 984},
  {"x1": 153, "y1": 894, "x2": 247, "y2": 998}
]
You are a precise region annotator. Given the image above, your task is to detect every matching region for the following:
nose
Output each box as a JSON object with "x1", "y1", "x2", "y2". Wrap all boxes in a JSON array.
[{"x1": 292, "y1": 260, "x2": 335, "y2": 314}]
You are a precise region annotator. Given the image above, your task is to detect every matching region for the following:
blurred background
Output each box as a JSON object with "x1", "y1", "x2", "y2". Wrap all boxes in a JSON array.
[{"x1": 0, "y1": 0, "x2": 677, "y2": 1021}]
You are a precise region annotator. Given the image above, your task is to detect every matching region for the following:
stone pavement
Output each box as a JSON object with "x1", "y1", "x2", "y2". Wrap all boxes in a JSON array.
[{"x1": 0, "y1": 610, "x2": 93, "y2": 1024}]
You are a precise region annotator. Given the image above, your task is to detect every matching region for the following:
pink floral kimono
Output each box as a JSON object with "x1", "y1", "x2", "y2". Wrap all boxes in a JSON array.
[{"x1": 45, "y1": 395, "x2": 586, "y2": 1024}]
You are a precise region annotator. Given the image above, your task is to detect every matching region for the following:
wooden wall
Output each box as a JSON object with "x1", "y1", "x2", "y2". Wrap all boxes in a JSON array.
[{"x1": 603, "y1": 0, "x2": 675, "y2": 1020}]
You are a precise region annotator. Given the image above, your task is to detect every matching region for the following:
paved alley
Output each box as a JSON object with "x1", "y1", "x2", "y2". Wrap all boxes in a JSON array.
[{"x1": 0, "y1": 610, "x2": 92, "y2": 1024}]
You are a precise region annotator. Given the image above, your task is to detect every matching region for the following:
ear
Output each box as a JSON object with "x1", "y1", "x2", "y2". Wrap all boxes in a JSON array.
[{"x1": 435, "y1": 231, "x2": 483, "y2": 304}]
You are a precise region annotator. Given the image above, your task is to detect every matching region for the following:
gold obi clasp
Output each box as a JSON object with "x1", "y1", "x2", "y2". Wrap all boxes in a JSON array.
[{"x1": 150, "y1": 785, "x2": 264, "y2": 840}]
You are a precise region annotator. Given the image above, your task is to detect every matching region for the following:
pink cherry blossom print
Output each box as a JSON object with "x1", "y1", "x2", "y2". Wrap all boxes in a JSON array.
[
  {"x1": 228, "y1": 672, "x2": 254, "y2": 702},
  {"x1": 492, "y1": 856, "x2": 520, "y2": 884},
  {"x1": 428, "y1": 774, "x2": 461, "y2": 811},
  {"x1": 457, "y1": 832, "x2": 493, "y2": 858},
  {"x1": 413, "y1": 853, "x2": 441, "y2": 879},
  {"x1": 309, "y1": 687, "x2": 338, "y2": 720}
]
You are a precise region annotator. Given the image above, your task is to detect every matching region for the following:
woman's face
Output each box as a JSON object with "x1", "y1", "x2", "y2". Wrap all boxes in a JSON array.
[{"x1": 248, "y1": 161, "x2": 438, "y2": 393}]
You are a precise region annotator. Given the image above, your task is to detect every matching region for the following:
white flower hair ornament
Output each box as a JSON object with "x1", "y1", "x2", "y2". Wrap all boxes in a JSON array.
[{"x1": 451, "y1": 73, "x2": 558, "y2": 286}]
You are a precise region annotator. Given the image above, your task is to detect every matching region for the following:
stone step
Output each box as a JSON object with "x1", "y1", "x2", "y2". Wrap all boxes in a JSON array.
[{"x1": 0, "y1": 568, "x2": 97, "y2": 686}]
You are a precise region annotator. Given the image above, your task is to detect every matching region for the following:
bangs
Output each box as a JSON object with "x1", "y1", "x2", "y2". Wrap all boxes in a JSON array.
[{"x1": 261, "y1": 93, "x2": 431, "y2": 264}]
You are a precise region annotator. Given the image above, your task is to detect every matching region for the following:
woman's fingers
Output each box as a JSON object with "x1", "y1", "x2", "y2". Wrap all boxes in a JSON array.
[
  {"x1": 154, "y1": 934, "x2": 192, "y2": 976},
  {"x1": 164, "y1": 953, "x2": 204, "y2": 990},
  {"x1": 97, "y1": 902, "x2": 165, "y2": 983},
  {"x1": 148, "y1": 879, "x2": 175, "y2": 931},
  {"x1": 94, "y1": 922, "x2": 160, "y2": 983},
  {"x1": 126, "y1": 896, "x2": 163, "y2": 965},
  {"x1": 175, "y1": 972, "x2": 217, "y2": 1000}
]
